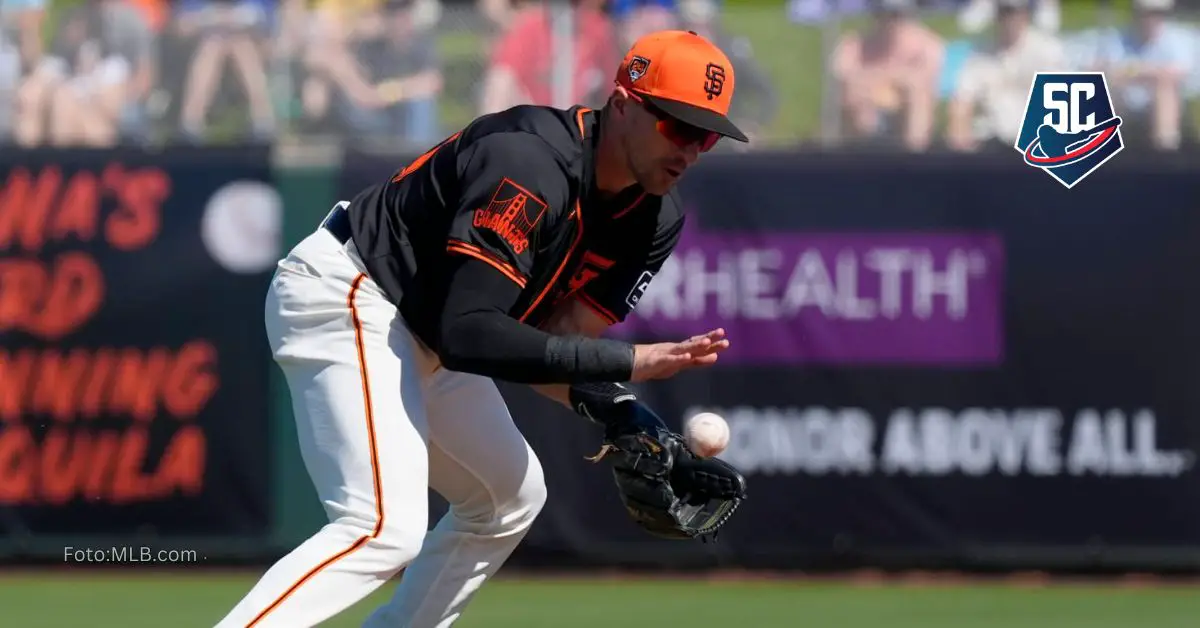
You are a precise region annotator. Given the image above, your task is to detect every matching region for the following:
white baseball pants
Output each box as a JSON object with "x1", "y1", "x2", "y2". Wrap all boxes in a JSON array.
[{"x1": 215, "y1": 212, "x2": 547, "y2": 627}]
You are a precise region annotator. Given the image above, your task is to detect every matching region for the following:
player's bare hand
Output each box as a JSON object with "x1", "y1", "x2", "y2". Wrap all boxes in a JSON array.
[{"x1": 630, "y1": 329, "x2": 730, "y2": 382}]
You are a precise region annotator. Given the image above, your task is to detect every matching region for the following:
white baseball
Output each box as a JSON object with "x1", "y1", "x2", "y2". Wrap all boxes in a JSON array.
[{"x1": 683, "y1": 412, "x2": 730, "y2": 458}]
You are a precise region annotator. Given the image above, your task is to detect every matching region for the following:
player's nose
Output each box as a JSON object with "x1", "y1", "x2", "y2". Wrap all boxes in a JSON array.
[{"x1": 679, "y1": 142, "x2": 702, "y2": 164}]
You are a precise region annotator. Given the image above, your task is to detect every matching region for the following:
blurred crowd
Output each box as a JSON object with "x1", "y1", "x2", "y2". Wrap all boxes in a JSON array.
[
  {"x1": 0, "y1": 0, "x2": 1197, "y2": 152},
  {"x1": 829, "y1": 0, "x2": 1200, "y2": 151}
]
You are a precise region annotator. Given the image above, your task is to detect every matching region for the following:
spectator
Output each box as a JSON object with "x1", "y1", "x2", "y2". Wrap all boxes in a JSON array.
[
  {"x1": 122, "y1": 0, "x2": 169, "y2": 139},
  {"x1": 610, "y1": 0, "x2": 678, "y2": 19},
  {"x1": 106, "y1": 0, "x2": 160, "y2": 144},
  {"x1": 175, "y1": 0, "x2": 277, "y2": 143},
  {"x1": 481, "y1": 0, "x2": 686, "y2": 32},
  {"x1": 480, "y1": 0, "x2": 618, "y2": 113},
  {"x1": 0, "y1": 0, "x2": 44, "y2": 70},
  {"x1": 946, "y1": 0, "x2": 1065, "y2": 152},
  {"x1": 788, "y1": 0, "x2": 870, "y2": 25},
  {"x1": 2, "y1": 0, "x2": 45, "y2": 144},
  {"x1": 329, "y1": 0, "x2": 443, "y2": 146},
  {"x1": 830, "y1": 0, "x2": 944, "y2": 151},
  {"x1": 0, "y1": 36, "x2": 13, "y2": 144},
  {"x1": 126, "y1": 0, "x2": 170, "y2": 32},
  {"x1": 299, "y1": 0, "x2": 388, "y2": 133},
  {"x1": 679, "y1": 0, "x2": 778, "y2": 149},
  {"x1": 0, "y1": 11, "x2": 19, "y2": 142},
  {"x1": 612, "y1": 0, "x2": 679, "y2": 49},
  {"x1": 1081, "y1": 0, "x2": 1194, "y2": 150},
  {"x1": 274, "y1": 0, "x2": 309, "y2": 60},
  {"x1": 15, "y1": 0, "x2": 153, "y2": 147},
  {"x1": 479, "y1": 0, "x2": 515, "y2": 28},
  {"x1": 957, "y1": 0, "x2": 1060, "y2": 34}
]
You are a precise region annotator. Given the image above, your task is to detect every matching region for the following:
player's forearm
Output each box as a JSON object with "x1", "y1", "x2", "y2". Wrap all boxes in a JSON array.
[
  {"x1": 441, "y1": 315, "x2": 633, "y2": 384},
  {"x1": 529, "y1": 299, "x2": 610, "y2": 408},
  {"x1": 438, "y1": 260, "x2": 634, "y2": 384}
]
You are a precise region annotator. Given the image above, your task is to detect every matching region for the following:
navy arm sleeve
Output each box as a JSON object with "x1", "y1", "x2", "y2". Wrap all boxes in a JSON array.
[
  {"x1": 436, "y1": 133, "x2": 636, "y2": 383},
  {"x1": 577, "y1": 207, "x2": 685, "y2": 326}
]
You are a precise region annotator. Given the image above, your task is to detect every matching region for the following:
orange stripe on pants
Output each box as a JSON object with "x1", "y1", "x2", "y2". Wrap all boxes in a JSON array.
[{"x1": 247, "y1": 273, "x2": 385, "y2": 627}]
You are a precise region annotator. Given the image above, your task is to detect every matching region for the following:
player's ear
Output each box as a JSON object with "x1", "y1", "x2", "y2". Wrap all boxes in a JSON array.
[{"x1": 610, "y1": 86, "x2": 633, "y2": 117}]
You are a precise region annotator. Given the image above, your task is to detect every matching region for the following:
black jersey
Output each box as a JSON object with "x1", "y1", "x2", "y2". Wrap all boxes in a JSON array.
[{"x1": 344, "y1": 104, "x2": 684, "y2": 354}]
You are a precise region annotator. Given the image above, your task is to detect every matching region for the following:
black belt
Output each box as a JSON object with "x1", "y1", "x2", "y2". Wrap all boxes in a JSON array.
[{"x1": 322, "y1": 204, "x2": 352, "y2": 245}]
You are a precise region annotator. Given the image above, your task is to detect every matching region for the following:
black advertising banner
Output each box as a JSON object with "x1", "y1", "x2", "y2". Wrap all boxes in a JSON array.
[
  {"x1": 0, "y1": 148, "x2": 276, "y2": 540},
  {"x1": 338, "y1": 149, "x2": 1200, "y2": 570}
]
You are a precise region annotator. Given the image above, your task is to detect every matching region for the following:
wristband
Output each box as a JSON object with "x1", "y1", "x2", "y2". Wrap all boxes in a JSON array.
[{"x1": 545, "y1": 335, "x2": 635, "y2": 382}]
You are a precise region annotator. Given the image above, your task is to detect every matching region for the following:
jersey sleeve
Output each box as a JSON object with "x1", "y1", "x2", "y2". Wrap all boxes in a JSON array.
[
  {"x1": 577, "y1": 214, "x2": 684, "y2": 326},
  {"x1": 446, "y1": 132, "x2": 569, "y2": 290}
]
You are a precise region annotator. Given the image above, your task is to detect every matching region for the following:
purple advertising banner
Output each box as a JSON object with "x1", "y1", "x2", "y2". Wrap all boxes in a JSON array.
[{"x1": 613, "y1": 223, "x2": 1006, "y2": 366}]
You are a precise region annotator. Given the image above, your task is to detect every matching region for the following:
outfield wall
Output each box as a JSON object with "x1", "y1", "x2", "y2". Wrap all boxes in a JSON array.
[{"x1": 2, "y1": 146, "x2": 1198, "y2": 573}]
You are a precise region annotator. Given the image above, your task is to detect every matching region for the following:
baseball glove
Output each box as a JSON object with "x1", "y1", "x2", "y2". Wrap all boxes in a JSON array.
[{"x1": 571, "y1": 383, "x2": 747, "y2": 541}]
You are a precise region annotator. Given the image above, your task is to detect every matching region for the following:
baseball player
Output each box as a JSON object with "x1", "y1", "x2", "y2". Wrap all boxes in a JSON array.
[{"x1": 216, "y1": 29, "x2": 749, "y2": 628}]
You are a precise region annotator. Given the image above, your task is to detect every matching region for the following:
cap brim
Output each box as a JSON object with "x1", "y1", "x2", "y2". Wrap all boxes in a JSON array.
[{"x1": 642, "y1": 93, "x2": 749, "y2": 143}]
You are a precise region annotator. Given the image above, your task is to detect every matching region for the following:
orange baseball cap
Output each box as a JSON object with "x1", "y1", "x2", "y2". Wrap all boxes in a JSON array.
[{"x1": 615, "y1": 30, "x2": 748, "y2": 143}]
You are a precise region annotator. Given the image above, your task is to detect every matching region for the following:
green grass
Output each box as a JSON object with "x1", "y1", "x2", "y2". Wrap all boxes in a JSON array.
[{"x1": 1, "y1": 573, "x2": 1199, "y2": 627}]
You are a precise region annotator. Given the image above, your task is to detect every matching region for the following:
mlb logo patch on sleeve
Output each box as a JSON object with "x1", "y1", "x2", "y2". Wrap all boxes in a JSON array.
[
  {"x1": 1015, "y1": 72, "x2": 1124, "y2": 189},
  {"x1": 626, "y1": 271, "x2": 654, "y2": 310}
]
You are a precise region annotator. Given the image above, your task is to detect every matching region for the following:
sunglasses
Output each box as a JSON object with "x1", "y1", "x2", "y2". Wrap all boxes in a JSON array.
[{"x1": 626, "y1": 90, "x2": 721, "y2": 152}]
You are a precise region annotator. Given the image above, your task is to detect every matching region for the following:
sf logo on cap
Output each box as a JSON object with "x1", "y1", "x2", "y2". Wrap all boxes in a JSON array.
[{"x1": 704, "y1": 63, "x2": 725, "y2": 100}]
